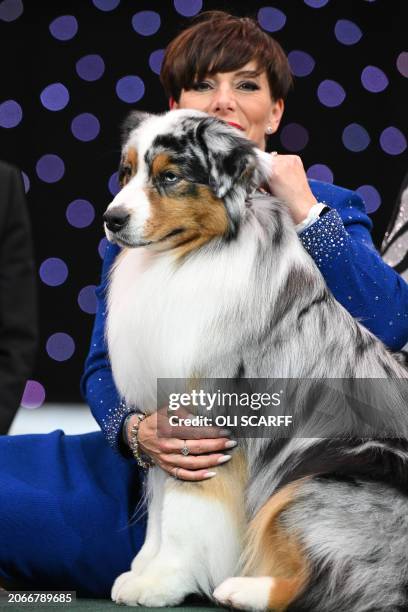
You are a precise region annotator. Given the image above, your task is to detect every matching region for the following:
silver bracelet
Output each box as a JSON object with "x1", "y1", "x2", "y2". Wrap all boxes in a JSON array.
[{"x1": 129, "y1": 413, "x2": 154, "y2": 469}]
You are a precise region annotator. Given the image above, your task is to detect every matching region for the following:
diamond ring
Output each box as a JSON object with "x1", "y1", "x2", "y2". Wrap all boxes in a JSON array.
[{"x1": 181, "y1": 441, "x2": 190, "y2": 456}]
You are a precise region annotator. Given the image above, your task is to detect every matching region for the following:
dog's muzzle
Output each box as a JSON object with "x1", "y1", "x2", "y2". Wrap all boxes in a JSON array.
[{"x1": 103, "y1": 206, "x2": 130, "y2": 233}]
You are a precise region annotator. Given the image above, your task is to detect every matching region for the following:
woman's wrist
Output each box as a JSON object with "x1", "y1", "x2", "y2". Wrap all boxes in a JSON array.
[
  {"x1": 122, "y1": 412, "x2": 137, "y2": 447},
  {"x1": 128, "y1": 414, "x2": 155, "y2": 469}
]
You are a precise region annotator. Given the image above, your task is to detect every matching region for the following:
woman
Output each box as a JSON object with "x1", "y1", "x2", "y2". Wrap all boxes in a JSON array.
[{"x1": 1, "y1": 11, "x2": 408, "y2": 598}]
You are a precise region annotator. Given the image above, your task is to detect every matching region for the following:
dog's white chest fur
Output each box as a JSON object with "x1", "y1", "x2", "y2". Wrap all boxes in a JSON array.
[{"x1": 107, "y1": 240, "x2": 256, "y2": 410}]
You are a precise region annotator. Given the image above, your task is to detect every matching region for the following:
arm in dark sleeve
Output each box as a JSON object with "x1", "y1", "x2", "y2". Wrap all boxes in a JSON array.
[
  {"x1": 0, "y1": 163, "x2": 38, "y2": 432},
  {"x1": 299, "y1": 188, "x2": 408, "y2": 350},
  {"x1": 80, "y1": 241, "x2": 134, "y2": 457}
]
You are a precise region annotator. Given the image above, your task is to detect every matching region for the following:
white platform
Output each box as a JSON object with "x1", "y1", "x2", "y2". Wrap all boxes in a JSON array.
[{"x1": 8, "y1": 403, "x2": 100, "y2": 436}]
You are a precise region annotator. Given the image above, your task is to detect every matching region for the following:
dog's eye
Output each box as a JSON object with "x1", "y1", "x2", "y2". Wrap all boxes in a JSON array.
[
  {"x1": 162, "y1": 171, "x2": 180, "y2": 184},
  {"x1": 119, "y1": 165, "x2": 132, "y2": 186}
]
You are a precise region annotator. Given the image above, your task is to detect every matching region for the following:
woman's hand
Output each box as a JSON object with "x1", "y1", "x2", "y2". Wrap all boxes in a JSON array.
[
  {"x1": 266, "y1": 153, "x2": 318, "y2": 224},
  {"x1": 126, "y1": 408, "x2": 236, "y2": 481}
]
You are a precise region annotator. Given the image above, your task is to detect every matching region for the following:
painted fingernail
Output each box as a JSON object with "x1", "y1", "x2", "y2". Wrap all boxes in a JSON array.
[
  {"x1": 204, "y1": 471, "x2": 217, "y2": 478},
  {"x1": 225, "y1": 440, "x2": 238, "y2": 449},
  {"x1": 218, "y1": 428, "x2": 231, "y2": 437},
  {"x1": 217, "y1": 455, "x2": 232, "y2": 464}
]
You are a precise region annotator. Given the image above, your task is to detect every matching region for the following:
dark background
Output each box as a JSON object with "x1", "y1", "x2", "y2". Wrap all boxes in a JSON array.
[{"x1": 0, "y1": 0, "x2": 406, "y2": 404}]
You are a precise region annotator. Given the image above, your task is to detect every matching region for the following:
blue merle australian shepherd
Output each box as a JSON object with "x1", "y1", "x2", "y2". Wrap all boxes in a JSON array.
[{"x1": 104, "y1": 109, "x2": 408, "y2": 611}]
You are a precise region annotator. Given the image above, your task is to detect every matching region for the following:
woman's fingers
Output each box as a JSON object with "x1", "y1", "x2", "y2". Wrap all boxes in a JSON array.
[
  {"x1": 160, "y1": 451, "x2": 232, "y2": 471},
  {"x1": 169, "y1": 467, "x2": 218, "y2": 482},
  {"x1": 267, "y1": 153, "x2": 317, "y2": 224},
  {"x1": 159, "y1": 437, "x2": 237, "y2": 455}
]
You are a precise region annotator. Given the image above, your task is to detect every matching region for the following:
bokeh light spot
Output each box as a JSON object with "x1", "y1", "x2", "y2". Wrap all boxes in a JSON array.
[
  {"x1": 317, "y1": 79, "x2": 346, "y2": 107},
  {"x1": 36, "y1": 154, "x2": 65, "y2": 183},
  {"x1": 0, "y1": 0, "x2": 23, "y2": 22},
  {"x1": 71, "y1": 113, "x2": 100, "y2": 141},
  {"x1": 40, "y1": 83, "x2": 70, "y2": 111},
  {"x1": 288, "y1": 50, "x2": 315, "y2": 77},
  {"x1": 379, "y1": 127, "x2": 407, "y2": 155},
  {"x1": 0, "y1": 99, "x2": 22, "y2": 128},
  {"x1": 361, "y1": 66, "x2": 388, "y2": 92},
  {"x1": 149, "y1": 49, "x2": 165, "y2": 75},
  {"x1": 76, "y1": 54, "x2": 105, "y2": 81},
  {"x1": 49, "y1": 15, "x2": 78, "y2": 41},
  {"x1": 334, "y1": 19, "x2": 362, "y2": 45},
  {"x1": 132, "y1": 10, "x2": 161, "y2": 36},
  {"x1": 174, "y1": 0, "x2": 202, "y2": 17},
  {"x1": 257, "y1": 7, "x2": 286, "y2": 32},
  {"x1": 307, "y1": 164, "x2": 334, "y2": 183},
  {"x1": 46, "y1": 333, "x2": 75, "y2": 362},
  {"x1": 396, "y1": 52, "x2": 408, "y2": 77},
  {"x1": 92, "y1": 0, "x2": 120, "y2": 11},
  {"x1": 304, "y1": 0, "x2": 329, "y2": 7},
  {"x1": 21, "y1": 380, "x2": 46, "y2": 410},
  {"x1": 108, "y1": 171, "x2": 120, "y2": 196},
  {"x1": 66, "y1": 199, "x2": 95, "y2": 228},
  {"x1": 356, "y1": 185, "x2": 381, "y2": 213},
  {"x1": 39, "y1": 258, "x2": 69, "y2": 287},
  {"x1": 342, "y1": 123, "x2": 370, "y2": 152},
  {"x1": 280, "y1": 123, "x2": 309, "y2": 152},
  {"x1": 116, "y1": 76, "x2": 145, "y2": 103},
  {"x1": 78, "y1": 285, "x2": 98, "y2": 314}
]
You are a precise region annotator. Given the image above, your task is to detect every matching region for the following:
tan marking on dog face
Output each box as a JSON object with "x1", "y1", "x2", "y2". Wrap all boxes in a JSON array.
[
  {"x1": 150, "y1": 153, "x2": 178, "y2": 178},
  {"x1": 119, "y1": 147, "x2": 138, "y2": 186},
  {"x1": 143, "y1": 183, "x2": 229, "y2": 257},
  {"x1": 241, "y1": 479, "x2": 310, "y2": 610}
]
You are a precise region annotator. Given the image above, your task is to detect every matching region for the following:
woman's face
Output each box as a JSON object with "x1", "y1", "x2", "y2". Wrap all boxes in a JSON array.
[{"x1": 172, "y1": 61, "x2": 284, "y2": 151}]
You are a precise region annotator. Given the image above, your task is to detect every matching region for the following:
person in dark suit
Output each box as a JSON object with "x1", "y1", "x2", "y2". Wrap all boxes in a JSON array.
[{"x1": 0, "y1": 160, "x2": 38, "y2": 434}]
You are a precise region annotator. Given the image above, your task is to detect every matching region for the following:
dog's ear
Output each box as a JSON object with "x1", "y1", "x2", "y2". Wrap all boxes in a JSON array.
[
  {"x1": 195, "y1": 117, "x2": 258, "y2": 199},
  {"x1": 121, "y1": 111, "x2": 151, "y2": 145}
]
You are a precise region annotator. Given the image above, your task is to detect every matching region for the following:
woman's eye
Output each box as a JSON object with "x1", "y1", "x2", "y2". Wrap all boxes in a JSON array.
[
  {"x1": 162, "y1": 171, "x2": 180, "y2": 184},
  {"x1": 191, "y1": 81, "x2": 212, "y2": 92},
  {"x1": 238, "y1": 81, "x2": 260, "y2": 91}
]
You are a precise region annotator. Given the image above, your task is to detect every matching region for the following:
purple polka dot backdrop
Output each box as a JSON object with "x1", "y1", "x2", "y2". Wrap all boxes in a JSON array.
[
  {"x1": 46, "y1": 333, "x2": 75, "y2": 362},
  {"x1": 40, "y1": 83, "x2": 70, "y2": 111},
  {"x1": 0, "y1": 0, "x2": 405, "y2": 401},
  {"x1": 71, "y1": 112, "x2": 100, "y2": 141},
  {"x1": 49, "y1": 15, "x2": 78, "y2": 41},
  {"x1": 0, "y1": 99, "x2": 22, "y2": 128},
  {"x1": 66, "y1": 199, "x2": 95, "y2": 228},
  {"x1": 21, "y1": 380, "x2": 46, "y2": 410}
]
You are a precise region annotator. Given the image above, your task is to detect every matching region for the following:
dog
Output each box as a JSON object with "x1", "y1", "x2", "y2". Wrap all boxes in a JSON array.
[{"x1": 104, "y1": 109, "x2": 408, "y2": 611}]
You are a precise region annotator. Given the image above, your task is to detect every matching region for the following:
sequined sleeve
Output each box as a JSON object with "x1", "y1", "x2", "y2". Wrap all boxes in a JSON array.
[
  {"x1": 299, "y1": 191, "x2": 408, "y2": 350},
  {"x1": 80, "y1": 242, "x2": 134, "y2": 457}
]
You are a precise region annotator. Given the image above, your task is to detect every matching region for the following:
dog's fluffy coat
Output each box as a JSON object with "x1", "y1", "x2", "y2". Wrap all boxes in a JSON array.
[{"x1": 104, "y1": 110, "x2": 408, "y2": 611}]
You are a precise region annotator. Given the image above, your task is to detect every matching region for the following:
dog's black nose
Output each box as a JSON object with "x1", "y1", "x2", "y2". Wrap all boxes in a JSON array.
[{"x1": 103, "y1": 207, "x2": 130, "y2": 233}]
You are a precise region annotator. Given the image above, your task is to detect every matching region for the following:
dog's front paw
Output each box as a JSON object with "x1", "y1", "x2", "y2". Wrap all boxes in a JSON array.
[
  {"x1": 213, "y1": 577, "x2": 273, "y2": 612},
  {"x1": 111, "y1": 569, "x2": 188, "y2": 607}
]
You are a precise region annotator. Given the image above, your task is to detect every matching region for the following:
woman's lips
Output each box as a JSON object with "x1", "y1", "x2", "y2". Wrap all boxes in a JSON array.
[{"x1": 227, "y1": 121, "x2": 245, "y2": 131}]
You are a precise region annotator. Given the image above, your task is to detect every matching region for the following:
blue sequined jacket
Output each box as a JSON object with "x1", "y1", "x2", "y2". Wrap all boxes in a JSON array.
[{"x1": 81, "y1": 180, "x2": 408, "y2": 455}]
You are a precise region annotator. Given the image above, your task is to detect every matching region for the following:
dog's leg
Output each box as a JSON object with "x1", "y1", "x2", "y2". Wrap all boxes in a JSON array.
[
  {"x1": 111, "y1": 469, "x2": 165, "y2": 600},
  {"x1": 214, "y1": 481, "x2": 309, "y2": 612},
  {"x1": 130, "y1": 468, "x2": 165, "y2": 575},
  {"x1": 213, "y1": 575, "x2": 306, "y2": 612},
  {"x1": 112, "y1": 455, "x2": 247, "y2": 607}
]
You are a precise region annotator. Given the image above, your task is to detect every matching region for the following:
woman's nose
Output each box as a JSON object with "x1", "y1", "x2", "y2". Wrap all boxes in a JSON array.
[{"x1": 209, "y1": 86, "x2": 236, "y2": 113}]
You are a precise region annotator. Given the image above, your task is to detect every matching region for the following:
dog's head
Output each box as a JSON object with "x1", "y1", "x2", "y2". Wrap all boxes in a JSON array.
[{"x1": 103, "y1": 109, "x2": 268, "y2": 256}]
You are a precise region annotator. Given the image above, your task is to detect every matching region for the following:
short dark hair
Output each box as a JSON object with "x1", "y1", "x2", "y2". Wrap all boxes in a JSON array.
[{"x1": 160, "y1": 11, "x2": 293, "y2": 103}]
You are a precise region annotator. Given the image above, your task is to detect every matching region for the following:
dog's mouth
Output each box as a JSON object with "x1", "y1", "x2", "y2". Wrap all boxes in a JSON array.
[{"x1": 108, "y1": 227, "x2": 186, "y2": 249}]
